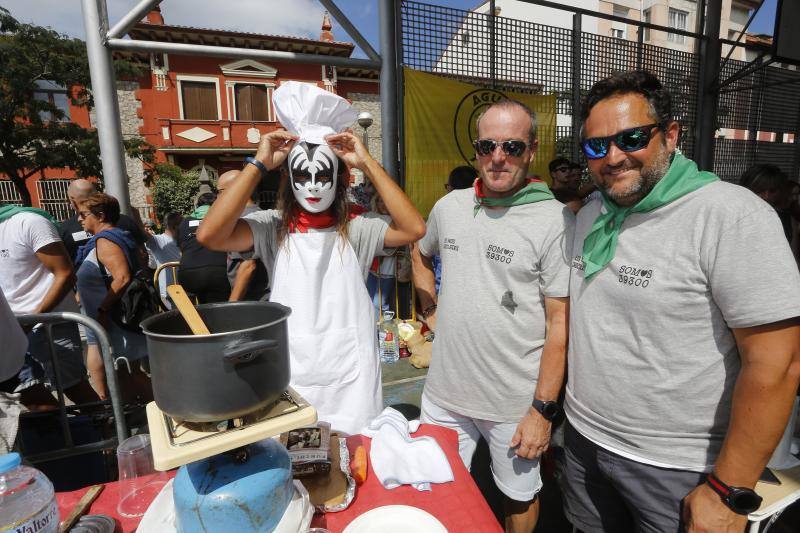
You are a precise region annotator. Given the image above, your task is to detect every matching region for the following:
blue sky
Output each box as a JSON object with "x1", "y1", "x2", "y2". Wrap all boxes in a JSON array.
[{"x1": 2, "y1": 0, "x2": 780, "y2": 58}]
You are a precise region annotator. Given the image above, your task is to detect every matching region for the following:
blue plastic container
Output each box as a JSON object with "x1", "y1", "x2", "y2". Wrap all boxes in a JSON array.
[{"x1": 173, "y1": 439, "x2": 293, "y2": 533}]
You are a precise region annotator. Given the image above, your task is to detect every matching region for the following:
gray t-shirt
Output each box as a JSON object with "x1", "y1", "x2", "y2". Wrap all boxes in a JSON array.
[
  {"x1": 228, "y1": 204, "x2": 270, "y2": 301},
  {"x1": 244, "y1": 209, "x2": 392, "y2": 283},
  {"x1": 419, "y1": 188, "x2": 575, "y2": 422},
  {"x1": 566, "y1": 180, "x2": 800, "y2": 471}
]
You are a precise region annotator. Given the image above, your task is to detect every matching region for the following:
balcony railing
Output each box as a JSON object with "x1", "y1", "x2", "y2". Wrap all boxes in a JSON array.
[{"x1": 158, "y1": 119, "x2": 280, "y2": 150}]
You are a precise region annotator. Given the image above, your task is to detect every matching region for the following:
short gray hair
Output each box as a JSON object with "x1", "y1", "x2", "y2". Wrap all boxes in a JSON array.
[{"x1": 475, "y1": 99, "x2": 538, "y2": 145}]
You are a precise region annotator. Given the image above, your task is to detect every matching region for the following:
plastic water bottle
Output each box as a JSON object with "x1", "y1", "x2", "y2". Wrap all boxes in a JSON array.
[
  {"x1": 378, "y1": 311, "x2": 400, "y2": 363},
  {"x1": 0, "y1": 453, "x2": 59, "y2": 533}
]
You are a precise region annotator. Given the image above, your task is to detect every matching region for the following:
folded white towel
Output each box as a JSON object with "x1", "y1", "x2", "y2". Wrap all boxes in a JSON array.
[{"x1": 362, "y1": 407, "x2": 453, "y2": 491}]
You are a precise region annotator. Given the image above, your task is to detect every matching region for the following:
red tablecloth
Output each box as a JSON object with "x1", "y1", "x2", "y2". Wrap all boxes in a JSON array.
[{"x1": 56, "y1": 424, "x2": 501, "y2": 532}]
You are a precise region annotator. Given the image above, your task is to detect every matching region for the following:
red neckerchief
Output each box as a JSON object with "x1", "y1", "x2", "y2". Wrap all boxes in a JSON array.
[
  {"x1": 472, "y1": 177, "x2": 543, "y2": 199},
  {"x1": 288, "y1": 205, "x2": 360, "y2": 233}
]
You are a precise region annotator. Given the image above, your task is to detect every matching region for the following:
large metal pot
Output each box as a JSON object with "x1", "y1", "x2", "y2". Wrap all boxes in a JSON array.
[{"x1": 140, "y1": 301, "x2": 291, "y2": 422}]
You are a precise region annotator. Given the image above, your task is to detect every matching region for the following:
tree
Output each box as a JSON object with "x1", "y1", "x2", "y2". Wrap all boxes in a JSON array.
[
  {"x1": 150, "y1": 165, "x2": 206, "y2": 222},
  {"x1": 0, "y1": 8, "x2": 148, "y2": 205}
]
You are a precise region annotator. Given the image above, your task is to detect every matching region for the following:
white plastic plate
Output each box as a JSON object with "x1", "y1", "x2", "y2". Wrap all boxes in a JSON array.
[{"x1": 343, "y1": 505, "x2": 448, "y2": 533}]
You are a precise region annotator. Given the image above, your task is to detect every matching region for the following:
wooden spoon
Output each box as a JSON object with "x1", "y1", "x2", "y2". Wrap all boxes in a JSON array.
[
  {"x1": 167, "y1": 284, "x2": 211, "y2": 335},
  {"x1": 59, "y1": 484, "x2": 103, "y2": 532}
]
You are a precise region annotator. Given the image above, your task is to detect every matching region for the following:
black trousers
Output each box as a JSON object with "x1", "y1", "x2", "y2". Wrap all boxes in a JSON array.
[{"x1": 178, "y1": 265, "x2": 231, "y2": 304}]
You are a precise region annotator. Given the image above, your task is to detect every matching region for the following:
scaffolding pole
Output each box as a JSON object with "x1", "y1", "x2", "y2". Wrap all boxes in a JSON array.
[
  {"x1": 81, "y1": 0, "x2": 131, "y2": 213},
  {"x1": 379, "y1": 0, "x2": 399, "y2": 179},
  {"x1": 693, "y1": 0, "x2": 723, "y2": 171}
]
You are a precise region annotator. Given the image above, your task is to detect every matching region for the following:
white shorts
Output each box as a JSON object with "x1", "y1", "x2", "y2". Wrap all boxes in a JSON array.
[{"x1": 420, "y1": 393, "x2": 542, "y2": 502}]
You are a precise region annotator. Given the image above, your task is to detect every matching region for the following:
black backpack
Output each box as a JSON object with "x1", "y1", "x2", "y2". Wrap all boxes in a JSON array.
[{"x1": 98, "y1": 256, "x2": 160, "y2": 333}]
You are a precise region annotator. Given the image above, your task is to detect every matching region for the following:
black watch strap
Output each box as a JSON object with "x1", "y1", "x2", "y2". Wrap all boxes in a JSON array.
[
  {"x1": 531, "y1": 399, "x2": 560, "y2": 421},
  {"x1": 705, "y1": 472, "x2": 762, "y2": 515}
]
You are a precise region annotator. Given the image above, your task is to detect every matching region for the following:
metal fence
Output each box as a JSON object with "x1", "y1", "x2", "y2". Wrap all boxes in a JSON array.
[
  {"x1": 36, "y1": 179, "x2": 73, "y2": 221},
  {"x1": 0, "y1": 180, "x2": 23, "y2": 206},
  {"x1": 400, "y1": 0, "x2": 800, "y2": 183}
]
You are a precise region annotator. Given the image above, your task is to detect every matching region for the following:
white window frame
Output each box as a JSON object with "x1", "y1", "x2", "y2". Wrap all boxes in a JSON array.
[
  {"x1": 643, "y1": 9, "x2": 651, "y2": 42},
  {"x1": 668, "y1": 8, "x2": 688, "y2": 44},
  {"x1": 226, "y1": 81, "x2": 277, "y2": 122},
  {"x1": 33, "y1": 80, "x2": 71, "y2": 122},
  {"x1": 219, "y1": 59, "x2": 277, "y2": 79},
  {"x1": 176, "y1": 75, "x2": 223, "y2": 121}
]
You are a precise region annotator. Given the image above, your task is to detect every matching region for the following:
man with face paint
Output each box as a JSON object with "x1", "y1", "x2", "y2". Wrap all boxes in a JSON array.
[{"x1": 198, "y1": 82, "x2": 426, "y2": 435}]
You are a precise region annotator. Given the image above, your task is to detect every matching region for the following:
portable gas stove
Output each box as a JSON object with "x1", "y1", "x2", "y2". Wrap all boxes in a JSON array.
[{"x1": 147, "y1": 388, "x2": 317, "y2": 470}]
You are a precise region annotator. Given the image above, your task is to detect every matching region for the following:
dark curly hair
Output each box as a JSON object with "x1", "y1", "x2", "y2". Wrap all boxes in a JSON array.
[
  {"x1": 739, "y1": 164, "x2": 788, "y2": 194},
  {"x1": 580, "y1": 70, "x2": 673, "y2": 132}
]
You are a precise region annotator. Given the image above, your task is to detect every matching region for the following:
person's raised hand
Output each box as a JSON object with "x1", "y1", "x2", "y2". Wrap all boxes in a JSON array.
[
  {"x1": 324, "y1": 131, "x2": 371, "y2": 171},
  {"x1": 256, "y1": 130, "x2": 299, "y2": 171}
]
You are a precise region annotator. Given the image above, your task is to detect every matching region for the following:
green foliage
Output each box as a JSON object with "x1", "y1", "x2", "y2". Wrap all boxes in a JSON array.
[
  {"x1": 150, "y1": 165, "x2": 202, "y2": 222},
  {"x1": 0, "y1": 7, "x2": 148, "y2": 205}
]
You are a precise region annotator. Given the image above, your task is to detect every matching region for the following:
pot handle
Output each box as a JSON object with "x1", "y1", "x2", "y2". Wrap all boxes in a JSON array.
[{"x1": 223, "y1": 339, "x2": 279, "y2": 364}]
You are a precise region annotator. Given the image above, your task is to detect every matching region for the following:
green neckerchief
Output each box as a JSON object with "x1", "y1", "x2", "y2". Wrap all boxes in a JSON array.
[
  {"x1": 473, "y1": 179, "x2": 555, "y2": 216},
  {"x1": 582, "y1": 152, "x2": 718, "y2": 280},
  {"x1": 191, "y1": 205, "x2": 210, "y2": 219},
  {"x1": 0, "y1": 205, "x2": 57, "y2": 225}
]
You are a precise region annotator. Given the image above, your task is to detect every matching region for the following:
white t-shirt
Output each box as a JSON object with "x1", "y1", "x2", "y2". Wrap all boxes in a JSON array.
[
  {"x1": 0, "y1": 289, "x2": 26, "y2": 382},
  {"x1": 0, "y1": 213, "x2": 77, "y2": 315}
]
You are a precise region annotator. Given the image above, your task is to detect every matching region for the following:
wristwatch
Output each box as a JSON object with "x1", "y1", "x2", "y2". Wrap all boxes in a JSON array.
[
  {"x1": 705, "y1": 471, "x2": 762, "y2": 515},
  {"x1": 531, "y1": 398, "x2": 561, "y2": 421},
  {"x1": 244, "y1": 156, "x2": 268, "y2": 178}
]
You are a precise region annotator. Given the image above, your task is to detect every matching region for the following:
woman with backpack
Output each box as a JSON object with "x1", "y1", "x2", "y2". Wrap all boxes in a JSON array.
[{"x1": 75, "y1": 192, "x2": 152, "y2": 402}]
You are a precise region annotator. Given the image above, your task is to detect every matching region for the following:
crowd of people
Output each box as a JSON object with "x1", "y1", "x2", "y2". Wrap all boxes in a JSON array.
[{"x1": 1, "y1": 71, "x2": 799, "y2": 533}]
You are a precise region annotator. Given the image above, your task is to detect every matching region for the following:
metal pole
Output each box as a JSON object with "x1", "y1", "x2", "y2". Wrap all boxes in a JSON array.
[
  {"x1": 792, "y1": 103, "x2": 800, "y2": 181},
  {"x1": 81, "y1": 0, "x2": 131, "y2": 214},
  {"x1": 395, "y1": 0, "x2": 406, "y2": 188},
  {"x1": 108, "y1": 39, "x2": 381, "y2": 70},
  {"x1": 571, "y1": 13, "x2": 582, "y2": 163},
  {"x1": 489, "y1": 0, "x2": 496, "y2": 88},
  {"x1": 636, "y1": 20, "x2": 644, "y2": 70},
  {"x1": 105, "y1": 0, "x2": 162, "y2": 41},
  {"x1": 693, "y1": 0, "x2": 723, "y2": 171},
  {"x1": 318, "y1": 0, "x2": 381, "y2": 63},
  {"x1": 379, "y1": 0, "x2": 399, "y2": 179}
]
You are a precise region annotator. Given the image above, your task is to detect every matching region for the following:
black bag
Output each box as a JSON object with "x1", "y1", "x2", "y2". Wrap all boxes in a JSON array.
[{"x1": 98, "y1": 257, "x2": 160, "y2": 333}]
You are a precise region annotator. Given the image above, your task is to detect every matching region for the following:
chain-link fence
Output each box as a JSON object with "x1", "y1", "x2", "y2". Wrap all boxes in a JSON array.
[{"x1": 400, "y1": 0, "x2": 800, "y2": 183}]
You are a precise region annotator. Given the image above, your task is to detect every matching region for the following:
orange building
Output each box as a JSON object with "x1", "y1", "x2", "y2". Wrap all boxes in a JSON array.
[{"x1": 1, "y1": 8, "x2": 380, "y2": 218}]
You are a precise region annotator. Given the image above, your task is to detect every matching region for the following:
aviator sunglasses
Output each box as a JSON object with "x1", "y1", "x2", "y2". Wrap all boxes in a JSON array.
[
  {"x1": 581, "y1": 123, "x2": 660, "y2": 160},
  {"x1": 473, "y1": 139, "x2": 530, "y2": 158}
]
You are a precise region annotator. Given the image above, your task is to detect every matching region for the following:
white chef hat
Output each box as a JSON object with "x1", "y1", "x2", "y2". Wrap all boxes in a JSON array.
[{"x1": 272, "y1": 81, "x2": 358, "y2": 145}]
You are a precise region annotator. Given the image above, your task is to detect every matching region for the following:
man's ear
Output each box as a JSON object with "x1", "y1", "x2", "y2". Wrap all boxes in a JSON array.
[{"x1": 664, "y1": 121, "x2": 680, "y2": 151}]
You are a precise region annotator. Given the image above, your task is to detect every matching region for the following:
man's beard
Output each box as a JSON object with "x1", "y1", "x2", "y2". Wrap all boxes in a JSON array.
[{"x1": 603, "y1": 147, "x2": 672, "y2": 206}]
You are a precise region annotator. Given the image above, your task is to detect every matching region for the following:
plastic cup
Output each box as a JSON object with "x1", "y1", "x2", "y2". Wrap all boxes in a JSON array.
[{"x1": 116, "y1": 434, "x2": 169, "y2": 518}]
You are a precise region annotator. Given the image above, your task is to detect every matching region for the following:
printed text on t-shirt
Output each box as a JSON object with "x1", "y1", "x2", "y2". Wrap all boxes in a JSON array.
[
  {"x1": 486, "y1": 244, "x2": 515, "y2": 264},
  {"x1": 443, "y1": 238, "x2": 459, "y2": 252},
  {"x1": 618, "y1": 264, "x2": 653, "y2": 288}
]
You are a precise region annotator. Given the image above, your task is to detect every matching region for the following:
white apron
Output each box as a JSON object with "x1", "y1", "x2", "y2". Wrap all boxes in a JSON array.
[{"x1": 270, "y1": 231, "x2": 382, "y2": 435}]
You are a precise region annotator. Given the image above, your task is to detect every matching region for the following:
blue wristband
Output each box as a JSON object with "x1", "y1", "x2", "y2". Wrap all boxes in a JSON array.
[{"x1": 244, "y1": 157, "x2": 268, "y2": 177}]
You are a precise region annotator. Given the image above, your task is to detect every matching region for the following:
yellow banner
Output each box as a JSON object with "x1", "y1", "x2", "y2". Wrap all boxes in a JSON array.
[{"x1": 403, "y1": 68, "x2": 556, "y2": 217}]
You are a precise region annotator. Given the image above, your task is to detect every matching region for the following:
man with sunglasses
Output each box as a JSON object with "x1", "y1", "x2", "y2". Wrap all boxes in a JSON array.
[
  {"x1": 412, "y1": 99, "x2": 573, "y2": 532},
  {"x1": 549, "y1": 157, "x2": 583, "y2": 213},
  {"x1": 562, "y1": 70, "x2": 800, "y2": 533}
]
